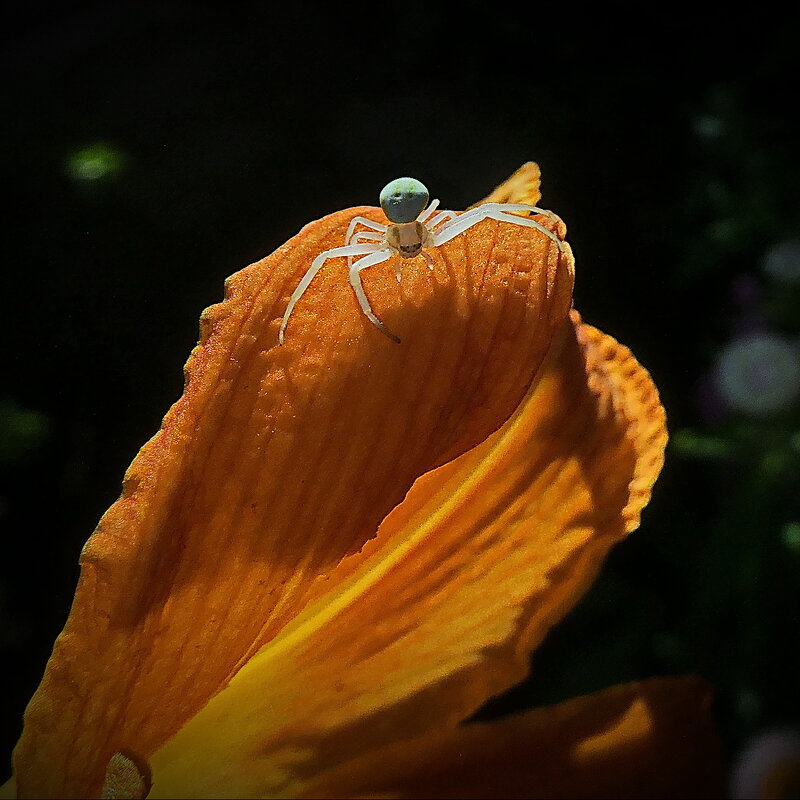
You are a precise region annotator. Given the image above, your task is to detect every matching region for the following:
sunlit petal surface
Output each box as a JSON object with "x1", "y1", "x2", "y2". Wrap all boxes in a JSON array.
[
  {"x1": 144, "y1": 309, "x2": 667, "y2": 798},
  {"x1": 469, "y1": 161, "x2": 545, "y2": 208}
]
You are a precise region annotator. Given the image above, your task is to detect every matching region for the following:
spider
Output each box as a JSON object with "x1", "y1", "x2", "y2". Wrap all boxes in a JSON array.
[{"x1": 278, "y1": 177, "x2": 565, "y2": 345}]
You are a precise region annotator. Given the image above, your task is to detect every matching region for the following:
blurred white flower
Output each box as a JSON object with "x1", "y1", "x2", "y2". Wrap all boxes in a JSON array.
[
  {"x1": 731, "y1": 728, "x2": 800, "y2": 799},
  {"x1": 762, "y1": 240, "x2": 800, "y2": 285},
  {"x1": 714, "y1": 333, "x2": 800, "y2": 416}
]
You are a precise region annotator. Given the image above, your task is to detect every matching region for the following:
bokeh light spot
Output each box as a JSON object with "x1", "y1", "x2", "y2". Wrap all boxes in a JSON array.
[
  {"x1": 65, "y1": 142, "x2": 126, "y2": 182},
  {"x1": 782, "y1": 522, "x2": 800, "y2": 553},
  {"x1": 0, "y1": 401, "x2": 50, "y2": 465},
  {"x1": 762, "y1": 240, "x2": 800, "y2": 285},
  {"x1": 714, "y1": 334, "x2": 800, "y2": 417}
]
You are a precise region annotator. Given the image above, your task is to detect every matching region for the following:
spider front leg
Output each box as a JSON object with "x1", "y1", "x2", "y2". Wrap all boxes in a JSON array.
[
  {"x1": 482, "y1": 208, "x2": 566, "y2": 252},
  {"x1": 348, "y1": 231, "x2": 385, "y2": 268},
  {"x1": 348, "y1": 249, "x2": 400, "y2": 343},
  {"x1": 350, "y1": 231, "x2": 384, "y2": 244},
  {"x1": 345, "y1": 216, "x2": 387, "y2": 246},
  {"x1": 278, "y1": 242, "x2": 382, "y2": 344},
  {"x1": 425, "y1": 210, "x2": 458, "y2": 232},
  {"x1": 345, "y1": 218, "x2": 388, "y2": 270},
  {"x1": 482, "y1": 203, "x2": 563, "y2": 227},
  {"x1": 432, "y1": 204, "x2": 565, "y2": 252},
  {"x1": 416, "y1": 198, "x2": 440, "y2": 224}
]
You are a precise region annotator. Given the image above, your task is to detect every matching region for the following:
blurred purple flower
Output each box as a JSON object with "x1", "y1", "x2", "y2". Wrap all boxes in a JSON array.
[
  {"x1": 696, "y1": 372, "x2": 728, "y2": 425},
  {"x1": 730, "y1": 274, "x2": 767, "y2": 337}
]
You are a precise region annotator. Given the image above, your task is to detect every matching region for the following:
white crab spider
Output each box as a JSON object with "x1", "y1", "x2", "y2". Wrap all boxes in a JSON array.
[{"x1": 278, "y1": 177, "x2": 565, "y2": 345}]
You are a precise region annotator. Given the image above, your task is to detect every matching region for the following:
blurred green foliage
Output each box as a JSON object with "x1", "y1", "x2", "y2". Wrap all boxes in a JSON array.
[
  {"x1": 65, "y1": 141, "x2": 126, "y2": 183},
  {"x1": 0, "y1": 402, "x2": 50, "y2": 467}
]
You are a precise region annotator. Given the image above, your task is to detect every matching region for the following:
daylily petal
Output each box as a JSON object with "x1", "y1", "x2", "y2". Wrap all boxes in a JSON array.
[
  {"x1": 143, "y1": 311, "x2": 667, "y2": 798},
  {"x1": 299, "y1": 677, "x2": 724, "y2": 799},
  {"x1": 469, "y1": 161, "x2": 545, "y2": 208},
  {"x1": 13, "y1": 191, "x2": 572, "y2": 796}
]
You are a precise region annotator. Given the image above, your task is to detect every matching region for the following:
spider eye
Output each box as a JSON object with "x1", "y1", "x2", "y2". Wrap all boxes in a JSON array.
[{"x1": 379, "y1": 177, "x2": 429, "y2": 224}]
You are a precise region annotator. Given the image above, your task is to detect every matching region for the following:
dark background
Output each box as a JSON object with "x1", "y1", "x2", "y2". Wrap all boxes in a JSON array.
[{"x1": 3, "y1": 2, "x2": 799, "y2": 788}]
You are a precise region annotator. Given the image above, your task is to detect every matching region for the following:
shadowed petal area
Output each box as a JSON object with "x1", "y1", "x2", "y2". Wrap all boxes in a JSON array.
[
  {"x1": 144, "y1": 312, "x2": 668, "y2": 798},
  {"x1": 299, "y1": 677, "x2": 724, "y2": 799},
  {"x1": 13, "y1": 197, "x2": 572, "y2": 797}
]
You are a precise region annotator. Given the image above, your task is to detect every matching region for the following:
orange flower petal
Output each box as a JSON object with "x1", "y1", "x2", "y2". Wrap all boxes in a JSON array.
[
  {"x1": 13, "y1": 188, "x2": 572, "y2": 797},
  {"x1": 469, "y1": 161, "x2": 544, "y2": 208},
  {"x1": 299, "y1": 677, "x2": 724, "y2": 799},
  {"x1": 142, "y1": 312, "x2": 667, "y2": 798}
]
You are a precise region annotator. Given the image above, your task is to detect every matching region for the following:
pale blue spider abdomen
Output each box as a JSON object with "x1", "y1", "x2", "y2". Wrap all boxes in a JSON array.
[{"x1": 379, "y1": 178, "x2": 429, "y2": 224}]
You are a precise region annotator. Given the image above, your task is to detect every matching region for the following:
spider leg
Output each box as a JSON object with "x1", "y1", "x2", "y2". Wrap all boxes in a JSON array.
[
  {"x1": 345, "y1": 216, "x2": 387, "y2": 247},
  {"x1": 439, "y1": 203, "x2": 562, "y2": 237},
  {"x1": 349, "y1": 249, "x2": 400, "y2": 343},
  {"x1": 347, "y1": 231, "x2": 385, "y2": 269},
  {"x1": 431, "y1": 210, "x2": 491, "y2": 247},
  {"x1": 432, "y1": 206, "x2": 564, "y2": 252},
  {"x1": 477, "y1": 202, "x2": 563, "y2": 226},
  {"x1": 278, "y1": 243, "x2": 381, "y2": 344},
  {"x1": 425, "y1": 210, "x2": 458, "y2": 232},
  {"x1": 417, "y1": 198, "x2": 440, "y2": 224},
  {"x1": 345, "y1": 218, "x2": 386, "y2": 270},
  {"x1": 482, "y1": 209, "x2": 565, "y2": 251}
]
